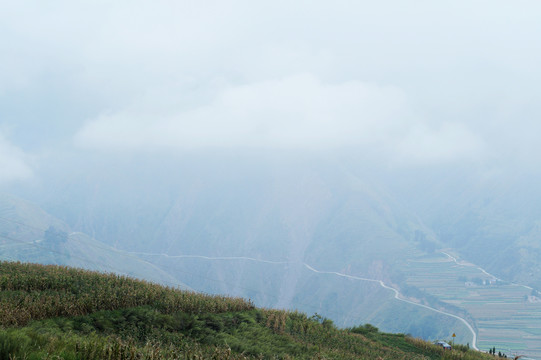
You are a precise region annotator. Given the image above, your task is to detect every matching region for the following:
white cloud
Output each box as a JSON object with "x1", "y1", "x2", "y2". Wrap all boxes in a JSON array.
[
  {"x1": 0, "y1": 1, "x2": 530, "y2": 166},
  {"x1": 394, "y1": 122, "x2": 484, "y2": 165},
  {"x1": 75, "y1": 73, "x2": 484, "y2": 164},
  {"x1": 0, "y1": 133, "x2": 32, "y2": 184},
  {"x1": 75, "y1": 74, "x2": 406, "y2": 150}
]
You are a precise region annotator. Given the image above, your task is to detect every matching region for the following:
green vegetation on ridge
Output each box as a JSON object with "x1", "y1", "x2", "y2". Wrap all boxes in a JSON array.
[{"x1": 0, "y1": 261, "x2": 495, "y2": 359}]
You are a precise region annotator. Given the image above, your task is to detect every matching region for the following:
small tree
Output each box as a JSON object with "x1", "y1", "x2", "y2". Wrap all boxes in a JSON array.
[{"x1": 44, "y1": 226, "x2": 68, "y2": 245}]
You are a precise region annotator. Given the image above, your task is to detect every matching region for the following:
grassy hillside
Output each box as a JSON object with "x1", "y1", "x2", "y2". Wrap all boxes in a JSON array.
[{"x1": 0, "y1": 261, "x2": 494, "y2": 359}]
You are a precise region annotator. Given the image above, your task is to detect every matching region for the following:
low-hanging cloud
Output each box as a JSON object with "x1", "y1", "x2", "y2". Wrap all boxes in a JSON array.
[
  {"x1": 394, "y1": 122, "x2": 485, "y2": 166},
  {"x1": 0, "y1": 1, "x2": 535, "y2": 168},
  {"x1": 75, "y1": 73, "x2": 483, "y2": 164},
  {"x1": 75, "y1": 74, "x2": 404, "y2": 150},
  {"x1": 0, "y1": 133, "x2": 32, "y2": 184}
]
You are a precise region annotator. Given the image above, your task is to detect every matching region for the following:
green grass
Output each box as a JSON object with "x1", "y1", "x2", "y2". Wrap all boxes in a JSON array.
[{"x1": 0, "y1": 261, "x2": 495, "y2": 359}]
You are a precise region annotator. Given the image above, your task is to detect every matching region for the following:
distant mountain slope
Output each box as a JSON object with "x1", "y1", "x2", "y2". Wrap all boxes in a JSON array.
[
  {"x1": 4, "y1": 155, "x2": 464, "y2": 339},
  {"x1": 4, "y1": 154, "x2": 541, "y2": 356},
  {"x1": 0, "y1": 193, "x2": 187, "y2": 288},
  {"x1": 0, "y1": 261, "x2": 492, "y2": 360},
  {"x1": 386, "y1": 168, "x2": 541, "y2": 290}
]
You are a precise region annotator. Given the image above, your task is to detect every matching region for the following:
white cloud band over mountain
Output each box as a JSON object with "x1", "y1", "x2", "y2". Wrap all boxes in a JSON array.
[
  {"x1": 0, "y1": 0, "x2": 539, "y2": 171},
  {"x1": 0, "y1": 133, "x2": 32, "y2": 184},
  {"x1": 75, "y1": 73, "x2": 483, "y2": 165}
]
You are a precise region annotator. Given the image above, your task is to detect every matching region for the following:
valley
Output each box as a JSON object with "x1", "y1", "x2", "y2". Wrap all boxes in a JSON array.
[
  {"x1": 130, "y1": 248, "x2": 541, "y2": 358},
  {"x1": 401, "y1": 251, "x2": 541, "y2": 358}
]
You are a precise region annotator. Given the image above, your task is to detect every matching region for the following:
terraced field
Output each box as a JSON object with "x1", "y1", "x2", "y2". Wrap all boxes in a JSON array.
[{"x1": 401, "y1": 251, "x2": 541, "y2": 358}]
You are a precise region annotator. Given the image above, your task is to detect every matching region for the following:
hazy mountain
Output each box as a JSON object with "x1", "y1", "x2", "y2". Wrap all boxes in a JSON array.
[
  {"x1": 4, "y1": 152, "x2": 473, "y2": 341},
  {"x1": 385, "y1": 166, "x2": 541, "y2": 289},
  {"x1": 0, "y1": 192, "x2": 187, "y2": 288},
  {"x1": 4, "y1": 151, "x2": 541, "y2": 348}
]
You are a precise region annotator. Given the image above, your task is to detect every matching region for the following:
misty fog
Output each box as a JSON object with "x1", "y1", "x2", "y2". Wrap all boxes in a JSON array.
[{"x1": 2, "y1": 1, "x2": 541, "y2": 356}]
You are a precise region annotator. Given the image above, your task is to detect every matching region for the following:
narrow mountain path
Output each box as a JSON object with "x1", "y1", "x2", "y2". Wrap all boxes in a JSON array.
[
  {"x1": 128, "y1": 252, "x2": 291, "y2": 264},
  {"x1": 129, "y1": 251, "x2": 478, "y2": 350},
  {"x1": 302, "y1": 263, "x2": 478, "y2": 350}
]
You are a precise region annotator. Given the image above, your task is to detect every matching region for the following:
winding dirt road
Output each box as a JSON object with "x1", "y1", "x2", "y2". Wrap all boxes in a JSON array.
[{"x1": 130, "y1": 251, "x2": 479, "y2": 349}]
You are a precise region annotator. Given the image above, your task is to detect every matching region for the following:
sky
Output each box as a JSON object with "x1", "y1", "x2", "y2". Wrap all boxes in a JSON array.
[{"x1": 1, "y1": 1, "x2": 541, "y2": 184}]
